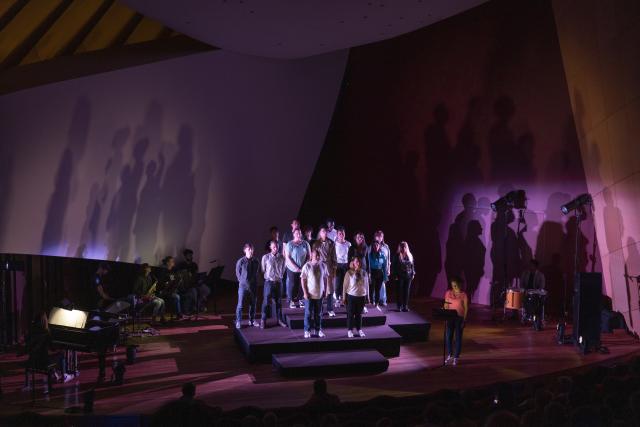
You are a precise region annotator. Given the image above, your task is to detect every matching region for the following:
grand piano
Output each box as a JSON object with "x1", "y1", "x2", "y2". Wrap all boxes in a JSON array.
[{"x1": 48, "y1": 307, "x2": 122, "y2": 381}]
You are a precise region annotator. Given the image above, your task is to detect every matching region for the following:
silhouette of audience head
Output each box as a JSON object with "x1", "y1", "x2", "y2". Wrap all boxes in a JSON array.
[
  {"x1": 183, "y1": 249, "x2": 194, "y2": 262},
  {"x1": 181, "y1": 382, "x2": 196, "y2": 399},
  {"x1": 314, "y1": 378, "x2": 328, "y2": 395}
]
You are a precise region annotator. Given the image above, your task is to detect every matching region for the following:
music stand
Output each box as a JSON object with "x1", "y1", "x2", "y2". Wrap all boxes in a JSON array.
[{"x1": 432, "y1": 308, "x2": 459, "y2": 367}]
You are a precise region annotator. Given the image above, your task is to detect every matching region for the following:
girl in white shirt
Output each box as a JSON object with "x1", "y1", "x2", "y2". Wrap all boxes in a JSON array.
[{"x1": 342, "y1": 257, "x2": 369, "y2": 338}]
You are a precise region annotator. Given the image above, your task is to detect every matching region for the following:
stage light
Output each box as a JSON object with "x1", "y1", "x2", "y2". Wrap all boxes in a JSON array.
[
  {"x1": 560, "y1": 193, "x2": 592, "y2": 215},
  {"x1": 490, "y1": 190, "x2": 527, "y2": 212}
]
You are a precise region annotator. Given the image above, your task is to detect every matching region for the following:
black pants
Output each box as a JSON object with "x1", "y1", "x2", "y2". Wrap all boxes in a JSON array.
[
  {"x1": 396, "y1": 276, "x2": 413, "y2": 310},
  {"x1": 346, "y1": 294, "x2": 366, "y2": 330},
  {"x1": 370, "y1": 269, "x2": 384, "y2": 305},
  {"x1": 335, "y1": 263, "x2": 349, "y2": 299},
  {"x1": 261, "y1": 280, "x2": 282, "y2": 322},
  {"x1": 286, "y1": 269, "x2": 302, "y2": 303}
]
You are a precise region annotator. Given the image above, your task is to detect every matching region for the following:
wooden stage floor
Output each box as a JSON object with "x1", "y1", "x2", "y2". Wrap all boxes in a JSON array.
[{"x1": 0, "y1": 298, "x2": 638, "y2": 416}]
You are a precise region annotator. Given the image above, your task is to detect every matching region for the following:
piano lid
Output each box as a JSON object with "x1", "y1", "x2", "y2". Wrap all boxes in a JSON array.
[{"x1": 49, "y1": 307, "x2": 89, "y2": 329}]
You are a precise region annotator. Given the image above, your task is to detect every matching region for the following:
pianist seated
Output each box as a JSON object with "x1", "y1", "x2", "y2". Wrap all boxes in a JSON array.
[
  {"x1": 24, "y1": 311, "x2": 71, "y2": 390},
  {"x1": 131, "y1": 263, "x2": 166, "y2": 325},
  {"x1": 94, "y1": 262, "x2": 115, "y2": 310}
]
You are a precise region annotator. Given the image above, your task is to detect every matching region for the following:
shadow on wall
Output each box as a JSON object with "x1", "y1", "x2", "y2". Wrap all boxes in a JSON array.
[
  {"x1": 445, "y1": 194, "x2": 487, "y2": 301},
  {"x1": 41, "y1": 97, "x2": 91, "y2": 255},
  {"x1": 75, "y1": 127, "x2": 129, "y2": 259},
  {"x1": 488, "y1": 96, "x2": 536, "y2": 184},
  {"x1": 160, "y1": 124, "x2": 195, "y2": 259},
  {"x1": 107, "y1": 138, "x2": 149, "y2": 261}
]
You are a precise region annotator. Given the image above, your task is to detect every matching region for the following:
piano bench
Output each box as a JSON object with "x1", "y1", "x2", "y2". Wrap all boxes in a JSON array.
[{"x1": 25, "y1": 362, "x2": 57, "y2": 395}]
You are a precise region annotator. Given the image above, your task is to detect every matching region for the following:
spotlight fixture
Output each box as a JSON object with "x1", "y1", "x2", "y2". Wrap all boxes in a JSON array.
[
  {"x1": 490, "y1": 190, "x2": 527, "y2": 212},
  {"x1": 560, "y1": 193, "x2": 592, "y2": 215}
]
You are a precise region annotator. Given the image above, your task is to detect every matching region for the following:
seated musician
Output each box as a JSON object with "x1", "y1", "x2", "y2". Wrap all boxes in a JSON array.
[
  {"x1": 177, "y1": 249, "x2": 210, "y2": 314},
  {"x1": 157, "y1": 256, "x2": 184, "y2": 320},
  {"x1": 24, "y1": 311, "x2": 70, "y2": 389},
  {"x1": 93, "y1": 262, "x2": 114, "y2": 309},
  {"x1": 133, "y1": 263, "x2": 166, "y2": 324},
  {"x1": 521, "y1": 259, "x2": 545, "y2": 290}
]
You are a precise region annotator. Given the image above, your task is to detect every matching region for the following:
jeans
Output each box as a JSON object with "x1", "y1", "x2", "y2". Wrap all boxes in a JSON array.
[
  {"x1": 236, "y1": 286, "x2": 257, "y2": 324},
  {"x1": 128, "y1": 294, "x2": 165, "y2": 318},
  {"x1": 261, "y1": 280, "x2": 283, "y2": 322},
  {"x1": 304, "y1": 298, "x2": 323, "y2": 332},
  {"x1": 180, "y1": 288, "x2": 198, "y2": 314},
  {"x1": 196, "y1": 284, "x2": 211, "y2": 310},
  {"x1": 335, "y1": 263, "x2": 349, "y2": 300},
  {"x1": 396, "y1": 277, "x2": 413, "y2": 310},
  {"x1": 380, "y1": 281, "x2": 388, "y2": 304},
  {"x1": 161, "y1": 292, "x2": 181, "y2": 315},
  {"x1": 346, "y1": 294, "x2": 366, "y2": 330},
  {"x1": 445, "y1": 316, "x2": 464, "y2": 358},
  {"x1": 370, "y1": 269, "x2": 384, "y2": 305},
  {"x1": 325, "y1": 272, "x2": 335, "y2": 312},
  {"x1": 286, "y1": 269, "x2": 302, "y2": 304}
]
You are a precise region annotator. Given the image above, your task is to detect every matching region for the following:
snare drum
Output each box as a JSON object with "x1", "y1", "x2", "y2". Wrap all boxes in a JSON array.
[{"x1": 505, "y1": 288, "x2": 524, "y2": 310}]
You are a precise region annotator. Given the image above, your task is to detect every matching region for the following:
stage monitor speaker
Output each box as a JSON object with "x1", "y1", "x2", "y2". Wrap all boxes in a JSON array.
[{"x1": 573, "y1": 272, "x2": 602, "y2": 350}]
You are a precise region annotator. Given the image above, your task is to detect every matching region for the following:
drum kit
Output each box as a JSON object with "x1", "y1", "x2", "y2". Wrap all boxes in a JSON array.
[{"x1": 504, "y1": 287, "x2": 547, "y2": 328}]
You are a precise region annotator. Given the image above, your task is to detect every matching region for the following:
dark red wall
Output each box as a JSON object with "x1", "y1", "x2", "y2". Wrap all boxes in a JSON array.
[{"x1": 300, "y1": 0, "x2": 590, "y2": 310}]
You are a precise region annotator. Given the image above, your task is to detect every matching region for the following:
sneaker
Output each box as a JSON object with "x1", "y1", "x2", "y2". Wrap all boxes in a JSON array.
[
  {"x1": 453, "y1": 357, "x2": 458, "y2": 366},
  {"x1": 304, "y1": 330, "x2": 311, "y2": 339},
  {"x1": 358, "y1": 329, "x2": 366, "y2": 337},
  {"x1": 445, "y1": 355, "x2": 452, "y2": 365},
  {"x1": 259, "y1": 320, "x2": 265, "y2": 329},
  {"x1": 63, "y1": 373, "x2": 73, "y2": 383},
  {"x1": 347, "y1": 330, "x2": 354, "y2": 338},
  {"x1": 278, "y1": 320, "x2": 288, "y2": 328},
  {"x1": 298, "y1": 300, "x2": 305, "y2": 308},
  {"x1": 289, "y1": 301, "x2": 296, "y2": 309},
  {"x1": 382, "y1": 302, "x2": 388, "y2": 307},
  {"x1": 235, "y1": 321, "x2": 241, "y2": 329},
  {"x1": 318, "y1": 330, "x2": 326, "y2": 338},
  {"x1": 328, "y1": 311, "x2": 336, "y2": 317},
  {"x1": 251, "y1": 320, "x2": 259, "y2": 327},
  {"x1": 363, "y1": 306, "x2": 369, "y2": 314},
  {"x1": 376, "y1": 304, "x2": 382, "y2": 312}
]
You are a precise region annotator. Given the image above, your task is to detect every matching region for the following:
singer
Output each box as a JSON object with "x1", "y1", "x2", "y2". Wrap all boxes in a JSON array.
[{"x1": 443, "y1": 276, "x2": 468, "y2": 366}]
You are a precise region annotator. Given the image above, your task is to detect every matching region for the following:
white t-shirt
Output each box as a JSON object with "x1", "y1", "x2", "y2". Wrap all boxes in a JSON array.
[
  {"x1": 335, "y1": 240, "x2": 351, "y2": 264},
  {"x1": 301, "y1": 261, "x2": 328, "y2": 299}
]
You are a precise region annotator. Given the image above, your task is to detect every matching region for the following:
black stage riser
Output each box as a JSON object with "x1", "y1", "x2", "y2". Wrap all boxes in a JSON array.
[
  {"x1": 272, "y1": 350, "x2": 389, "y2": 377},
  {"x1": 234, "y1": 327, "x2": 402, "y2": 363},
  {"x1": 285, "y1": 313, "x2": 387, "y2": 329}
]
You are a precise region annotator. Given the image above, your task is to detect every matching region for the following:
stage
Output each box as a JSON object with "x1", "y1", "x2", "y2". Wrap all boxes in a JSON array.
[{"x1": 0, "y1": 297, "x2": 638, "y2": 417}]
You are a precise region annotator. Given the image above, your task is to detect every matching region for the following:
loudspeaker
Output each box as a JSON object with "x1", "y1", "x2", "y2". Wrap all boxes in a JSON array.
[{"x1": 573, "y1": 272, "x2": 602, "y2": 351}]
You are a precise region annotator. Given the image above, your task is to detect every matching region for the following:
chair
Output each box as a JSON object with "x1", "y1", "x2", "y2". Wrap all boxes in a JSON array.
[{"x1": 25, "y1": 361, "x2": 56, "y2": 403}]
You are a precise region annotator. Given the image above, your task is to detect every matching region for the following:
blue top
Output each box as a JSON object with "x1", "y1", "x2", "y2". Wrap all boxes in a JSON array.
[
  {"x1": 368, "y1": 250, "x2": 388, "y2": 281},
  {"x1": 285, "y1": 240, "x2": 311, "y2": 272}
]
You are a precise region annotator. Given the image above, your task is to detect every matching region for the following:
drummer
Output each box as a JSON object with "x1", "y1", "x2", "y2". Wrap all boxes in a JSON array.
[{"x1": 520, "y1": 259, "x2": 545, "y2": 291}]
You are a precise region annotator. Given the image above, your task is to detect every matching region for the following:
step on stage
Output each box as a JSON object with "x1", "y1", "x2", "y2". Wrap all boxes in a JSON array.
[{"x1": 234, "y1": 304, "x2": 431, "y2": 372}]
